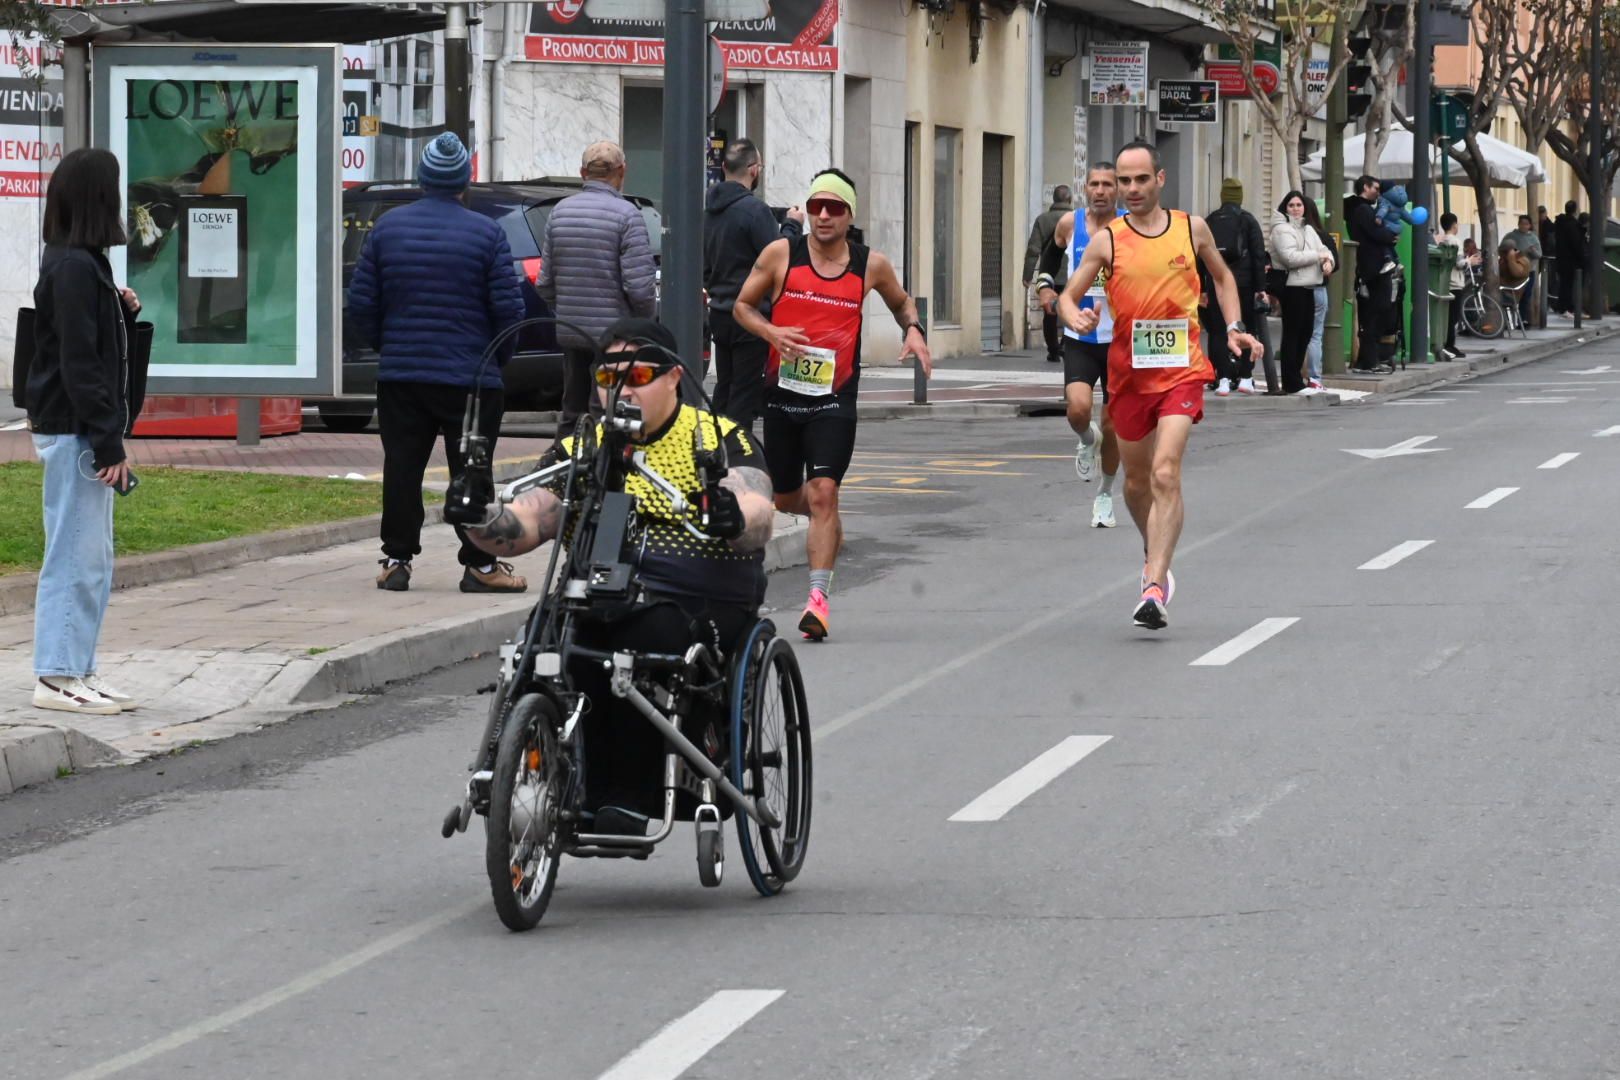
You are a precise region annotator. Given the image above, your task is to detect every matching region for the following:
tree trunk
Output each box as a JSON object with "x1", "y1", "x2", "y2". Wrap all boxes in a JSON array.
[
  {"x1": 1461, "y1": 133, "x2": 1502, "y2": 304},
  {"x1": 1284, "y1": 120, "x2": 1304, "y2": 193}
]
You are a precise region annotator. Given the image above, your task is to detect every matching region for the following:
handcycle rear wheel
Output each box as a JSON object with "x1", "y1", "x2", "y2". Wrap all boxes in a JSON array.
[
  {"x1": 485, "y1": 693, "x2": 563, "y2": 931},
  {"x1": 730, "y1": 622, "x2": 813, "y2": 896}
]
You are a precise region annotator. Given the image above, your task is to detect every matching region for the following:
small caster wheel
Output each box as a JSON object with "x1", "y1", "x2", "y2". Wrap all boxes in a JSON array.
[
  {"x1": 441, "y1": 804, "x2": 463, "y2": 839},
  {"x1": 697, "y1": 827, "x2": 724, "y2": 887}
]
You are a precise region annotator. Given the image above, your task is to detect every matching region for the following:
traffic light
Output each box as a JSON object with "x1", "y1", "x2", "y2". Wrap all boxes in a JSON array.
[{"x1": 1346, "y1": 34, "x2": 1374, "y2": 120}]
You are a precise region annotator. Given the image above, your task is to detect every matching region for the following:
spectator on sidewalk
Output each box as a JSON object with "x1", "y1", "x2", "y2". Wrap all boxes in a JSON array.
[
  {"x1": 1346, "y1": 175, "x2": 1397, "y2": 372},
  {"x1": 25, "y1": 148, "x2": 144, "y2": 715},
  {"x1": 1435, "y1": 212, "x2": 1479, "y2": 360},
  {"x1": 347, "y1": 132, "x2": 526, "y2": 595},
  {"x1": 1271, "y1": 190, "x2": 1336, "y2": 393},
  {"x1": 703, "y1": 138, "x2": 803, "y2": 431},
  {"x1": 1199, "y1": 177, "x2": 1268, "y2": 395},
  {"x1": 1023, "y1": 185, "x2": 1072, "y2": 364},
  {"x1": 1553, "y1": 201, "x2": 1585, "y2": 315},
  {"x1": 1499, "y1": 214, "x2": 1541, "y2": 326},
  {"x1": 538, "y1": 141, "x2": 658, "y2": 430}
]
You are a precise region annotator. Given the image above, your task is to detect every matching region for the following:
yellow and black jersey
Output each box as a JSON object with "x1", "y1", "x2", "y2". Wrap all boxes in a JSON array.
[{"x1": 549, "y1": 405, "x2": 765, "y2": 606}]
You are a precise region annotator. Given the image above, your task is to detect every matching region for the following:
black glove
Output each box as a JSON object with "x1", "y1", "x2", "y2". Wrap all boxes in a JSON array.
[
  {"x1": 701, "y1": 484, "x2": 744, "y2": 540},
  {"x1": 444, "y1": 465, "x2": 495, "y2": 527}
]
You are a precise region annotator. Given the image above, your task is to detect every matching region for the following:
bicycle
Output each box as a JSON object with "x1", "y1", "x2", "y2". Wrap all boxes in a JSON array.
[
  {"x1": 437, "y1": 319, "x2": 813, "y2": 930},
  {"x1": 1458, "y1": 262, "x2": 1506, "y2": 340}
]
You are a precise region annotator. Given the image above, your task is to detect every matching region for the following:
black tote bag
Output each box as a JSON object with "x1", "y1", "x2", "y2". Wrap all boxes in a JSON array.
[{"x1": 11, "y1": 306, "x2": 33, "y2": 410}]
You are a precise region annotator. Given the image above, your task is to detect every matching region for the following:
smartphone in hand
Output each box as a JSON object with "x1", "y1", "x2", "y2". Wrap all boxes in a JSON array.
[{"x1": 116, "y1": 470, "x2": 139, "y2": 496}]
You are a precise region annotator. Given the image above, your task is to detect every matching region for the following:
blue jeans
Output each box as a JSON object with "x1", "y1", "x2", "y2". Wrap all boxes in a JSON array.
[
  {"x1": 32, "y1": 434, "x2": 115, "y2": 678},
  {"x1": 1307, "y1": 287, "x2": 1328, "y2": 381}
]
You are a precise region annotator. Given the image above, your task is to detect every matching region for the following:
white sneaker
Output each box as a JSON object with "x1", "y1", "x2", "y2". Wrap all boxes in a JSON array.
[
  {"x1": 1308, "y1": 377, "x2": 1323, "y2": 390},
  {"x1": 1074, "y1": 426, "x2": 1100, "y2": 482},
  {"x1": 1216, "y1": 378, "x2": 1232, "y2": 397},
  {"x1": 33, "y1": 677, "x2": 121, "y2": 716},
  {"x1": 84, "y1": 674, "x2": 137, "y2": 710},
  {"x1": 1091, "y1": 491, "x2": 1117, "y2": 528},
  {"x1": 1237, "y1": 378, "x2": 1256, "y2": 395}
]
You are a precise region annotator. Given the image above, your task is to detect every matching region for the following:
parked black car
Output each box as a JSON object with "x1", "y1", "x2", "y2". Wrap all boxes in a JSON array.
[{"x1": 319, "y1": 178, "x2": 662, "y2": 432}]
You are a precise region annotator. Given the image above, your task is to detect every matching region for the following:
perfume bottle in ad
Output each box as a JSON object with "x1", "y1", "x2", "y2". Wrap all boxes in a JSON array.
[{"x1": 177, "y1": 193, "x2": 248, "y2": 344}]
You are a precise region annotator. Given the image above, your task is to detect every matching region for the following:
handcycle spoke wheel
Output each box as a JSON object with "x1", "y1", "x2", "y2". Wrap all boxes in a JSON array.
[
  {"x1": 485, "y1": 693, "x2": 563, "y2": 931},
  {"x1": 730, "y1": 622, "x2": 813, "y2": 897}
]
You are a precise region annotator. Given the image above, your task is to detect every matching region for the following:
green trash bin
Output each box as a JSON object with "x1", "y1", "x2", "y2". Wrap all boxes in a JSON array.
[
  {"x1": 1427, "y1": 243, "x2": 1458, "y2": 362},
  {"x1": 1603, "y1": 237, "x2": 1620, "y2": 313}
]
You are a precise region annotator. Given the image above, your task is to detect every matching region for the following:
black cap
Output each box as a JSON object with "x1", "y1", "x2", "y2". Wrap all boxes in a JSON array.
[{"x1": 599, "y1": 317, "x2": 680, "y2": 364}]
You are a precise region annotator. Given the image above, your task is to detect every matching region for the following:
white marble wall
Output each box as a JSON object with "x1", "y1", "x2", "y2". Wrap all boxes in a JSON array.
[
  {"x1": 500, "y1": 66, "x2": 624, "y2": 181},
  {"x1": 763, "y1": 73, "x2": 834, "y2": 210},
  {"x1": 0, "y1": 199, "x2": 42, "y2": 386}
]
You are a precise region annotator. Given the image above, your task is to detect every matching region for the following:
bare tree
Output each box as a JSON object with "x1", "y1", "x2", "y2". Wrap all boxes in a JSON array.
[
  {"x1": 1454, "y1": 0, "x2": 1522, "y2": 298},
  {"x1": 1200, "y1": 0, "x2": 1366, "y2": 190},
  {"x1": 1362, "y1": 0, "x2": 1416, "y2": 174},
  {"x1": 1544, "y1": 3, "x2": 1620, "y2": 198}
]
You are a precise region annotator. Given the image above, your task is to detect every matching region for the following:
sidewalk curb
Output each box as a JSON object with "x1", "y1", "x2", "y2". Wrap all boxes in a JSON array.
[
  {"x1": 1327, "y1": 324, "x2": 1620, "y2": 402},
  {"x1": 0, "y1": 510, "x2": 445, "y2": 620},
  {"x1": 857, "y1": 401, "x2": 1022, "y2": 420},
  {"x1": 0, "y1": 519, "x2": 811, "y2": 793}
]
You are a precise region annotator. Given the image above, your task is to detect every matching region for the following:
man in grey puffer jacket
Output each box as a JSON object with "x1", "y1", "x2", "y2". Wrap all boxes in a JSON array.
[{"x1": 538, "y1": 140, "x2": 658, "y2": 429}]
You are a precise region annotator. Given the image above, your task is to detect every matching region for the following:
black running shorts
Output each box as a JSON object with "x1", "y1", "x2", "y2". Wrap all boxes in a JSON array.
[
  {"x1": 1062, "y1": 338, "x2": 1110, "y2": 402},
  {"x1": 762, "y1": 411, "x2": 859, "y2": 492}
]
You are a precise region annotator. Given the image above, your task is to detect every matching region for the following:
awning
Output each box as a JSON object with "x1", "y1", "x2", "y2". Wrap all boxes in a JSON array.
[
  {"x1": 1302, "y1": 130, "x2": 1549, "y2": 190},
  {"x1": 1046, "y1": 0, "x2": 1231, "y2": 47},
  {"x1": 49, "y1": 0, "x2": 445, "y2": 46}
]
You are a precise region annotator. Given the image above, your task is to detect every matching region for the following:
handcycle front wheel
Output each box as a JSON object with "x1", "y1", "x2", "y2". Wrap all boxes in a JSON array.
[
  {"x1": 485, "y1": 693, "x2": 564, "y2": 931},
  {"x1": 730, "y1": 621, "x2": 813, "y2": 897}
]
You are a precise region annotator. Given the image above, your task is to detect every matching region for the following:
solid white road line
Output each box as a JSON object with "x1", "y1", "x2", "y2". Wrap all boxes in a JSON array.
[
  {"x1": 1595, "y1": 425, "x2": 1620, "y2": 437},
  {"x1": 1389, "y1": 400, "x2": 1450, "y2": 405},
  {"x1": 60, "y1": 900, "x2": 483, "y2": 1080},
  {"x1": 1358, "y1": 540, "x2": 1434, "y2": 570},
  {"x1": 1428, "y1": 388, "x2": 1481, "y2": 393},
  {"x1": 1538, "y1": 452, "x2": 1580, "y2": 470},
  {"x1": 1465, "y1": 487, "x2": 1519, "y2": 509},
  {"x1": 1506, "y1": 398, "x2": 1571, "y2": 404},
  {"x1": 949, "y1": 736, "x2": 1112, "y2": 822},
  {"x1": 1189, "y1": 617, "x2": 1301, "y2": 667},
  {"x1": 597, "y1": 990, "x2": 785, "y2": 1080}
]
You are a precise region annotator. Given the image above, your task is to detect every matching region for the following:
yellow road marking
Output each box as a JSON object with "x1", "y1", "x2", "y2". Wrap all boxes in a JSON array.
[
  {"x1": 840, "y1": 484, "x2": 951, "y2": 494},
  {"x1": 365, "y1": 453, "x2": 541, "y2": 483}
]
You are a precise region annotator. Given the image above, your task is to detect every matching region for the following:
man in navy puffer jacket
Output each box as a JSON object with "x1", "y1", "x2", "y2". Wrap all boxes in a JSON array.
[{"x1": 348, "y1": 132, "x2": 526, "y2": 594}]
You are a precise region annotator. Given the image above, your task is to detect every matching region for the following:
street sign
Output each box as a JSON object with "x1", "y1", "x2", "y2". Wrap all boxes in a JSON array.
[
  {"x1": 709, "y1": 34, "x2": 727, "y2": 116},
  {"x1": 585, "y1": 0, "x2": 770, "y2": 18},
  {"x1": 1218, "y1": 40, "x2": 1281, "y2": 67},
  {"x1": 1205, "y1": 60, "x2": 1279, "y2": 98},
  {"x1": 1155, "y1": 80, "x2": 1218, "y2": 124},
  {"x1": 1429, "y1": 91, "x2": 1471, "y2": 141}
]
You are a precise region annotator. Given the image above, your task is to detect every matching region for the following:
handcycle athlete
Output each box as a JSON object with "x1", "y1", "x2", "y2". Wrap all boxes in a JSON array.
[{"x1": 438, "y1": 317, "x2": 813, "y2": 930}]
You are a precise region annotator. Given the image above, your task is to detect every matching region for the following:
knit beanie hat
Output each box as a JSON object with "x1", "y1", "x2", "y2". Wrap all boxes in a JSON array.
[
  {"x1": 419, "y1": 132, "x2": 471, "y2": 193},
  {"x1": 1220, "y1": 177, "x2": 1243, "y2": 205}
]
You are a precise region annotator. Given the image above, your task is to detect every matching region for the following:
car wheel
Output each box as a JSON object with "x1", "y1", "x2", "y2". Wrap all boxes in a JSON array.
[{"x1": 317, "y1": 402, "x2": 374, "y2": 433}]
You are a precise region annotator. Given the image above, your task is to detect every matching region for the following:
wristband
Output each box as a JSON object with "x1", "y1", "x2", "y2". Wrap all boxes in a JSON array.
[{"x1": 906, "y1": 321, "x2": 926, "y2": 341}]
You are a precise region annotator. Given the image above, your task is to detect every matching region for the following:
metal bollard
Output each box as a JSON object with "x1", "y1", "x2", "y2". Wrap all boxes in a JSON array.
[
  {"x1": 913, "y1": 296, "x2": 929, "y2": 405},
  {"x1": 1574, "y1": 268, "x2": 1583, "y2": 330}
]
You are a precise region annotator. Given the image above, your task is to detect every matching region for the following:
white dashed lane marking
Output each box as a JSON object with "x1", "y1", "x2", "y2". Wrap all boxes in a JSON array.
[
  {"x1": 596, "y1": 991, "x2": 785, "y2": 1080},
  {"x1": 1189, "y1": 618, "x2": 1301, "y2": 667},
  {"x1": 1358, "y1": 540, "x2": 1435, "y2": 570},
  {"x1": 1465, "y1": 487, "x2": 1519, "y2": 509},
  {"x1": 1538, "y1": 452, "x2": 1580, "y2": 470},
  {"x1": 949, "y1": 736, "x2": 1113, "y2": 822}
]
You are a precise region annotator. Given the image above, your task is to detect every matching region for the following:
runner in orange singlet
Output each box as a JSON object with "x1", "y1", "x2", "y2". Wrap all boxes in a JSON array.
[
  {"x1": 1058, "y1": 141, "x2": 1263, "y2": 630},
  {"x1": 733, "y1": 168, "x2": 932, "y2": 641}
]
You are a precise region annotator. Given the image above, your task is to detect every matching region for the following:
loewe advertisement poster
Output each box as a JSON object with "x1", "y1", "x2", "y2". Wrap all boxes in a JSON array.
[{"x1": 95, "y1": 46, "x2": 339, "y2": 395}]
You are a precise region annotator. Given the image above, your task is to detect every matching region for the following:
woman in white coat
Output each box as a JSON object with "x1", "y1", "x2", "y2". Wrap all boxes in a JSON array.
[{"x1": 1270, "y1": 191, "x2": 1336, "y2": 392}]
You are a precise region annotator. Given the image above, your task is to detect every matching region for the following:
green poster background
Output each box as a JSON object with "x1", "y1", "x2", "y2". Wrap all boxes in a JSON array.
[{"x1": 125, "y1": 79, "x2": 300, "y2": 366}]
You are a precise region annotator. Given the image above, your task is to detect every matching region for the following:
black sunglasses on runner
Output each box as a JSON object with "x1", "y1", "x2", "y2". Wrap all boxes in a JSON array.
[{"x1": 593, "y1": 362, "x2": 676, "y2": 389}]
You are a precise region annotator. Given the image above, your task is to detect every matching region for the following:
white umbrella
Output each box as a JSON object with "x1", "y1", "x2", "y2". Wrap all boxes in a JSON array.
[{"x1": 1301, "y1": 129, "x2": 1547, "y2": 190}]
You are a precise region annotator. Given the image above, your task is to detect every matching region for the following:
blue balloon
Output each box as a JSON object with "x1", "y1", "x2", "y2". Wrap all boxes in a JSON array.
[{"x1": 1409, "y1": 205, "x2": 1430, "y2": 226}]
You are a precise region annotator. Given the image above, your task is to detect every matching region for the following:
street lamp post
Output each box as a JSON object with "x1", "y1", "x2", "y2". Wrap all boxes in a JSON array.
[
  {"x1": 1411, "y1": 0, "x2": 1433, "y2": 364},
  {"x1": 1588, "y1": 0, "x2": 1606, "y2": 320}
]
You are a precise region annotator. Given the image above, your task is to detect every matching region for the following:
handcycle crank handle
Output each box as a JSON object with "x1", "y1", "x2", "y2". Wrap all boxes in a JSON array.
[{"x1": 498, "y1": 459, "x2": 572, "y2": 504}]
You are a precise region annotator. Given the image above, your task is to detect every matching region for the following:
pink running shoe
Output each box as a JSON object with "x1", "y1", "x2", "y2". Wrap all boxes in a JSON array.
[{"x1": 799, "y1": 590, "x2": 830, "y2": 641}]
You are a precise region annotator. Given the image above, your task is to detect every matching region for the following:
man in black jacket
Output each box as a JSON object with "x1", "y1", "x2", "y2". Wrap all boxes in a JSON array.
[
  {"x1": 1346, "y1": 175, "x2": 1396, "y2": 371},
  {"x1": 703, "y1": 139, "x2": 802, "y2": 430},
  {"x1": 1199, "y1": 178, "x2": 1269, "y2": 394},
  {"x1": 1023, "y1": 185, "x2": 1071, "y2": 363},
  {"x1": 1553, "y1": 200, "x2": 1585, "y2": 315}
]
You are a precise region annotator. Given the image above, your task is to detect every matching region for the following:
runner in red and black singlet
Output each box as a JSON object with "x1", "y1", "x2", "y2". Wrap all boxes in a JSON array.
[{"x1": 733, "y1": 168, "x2": 932, "y2": 641}]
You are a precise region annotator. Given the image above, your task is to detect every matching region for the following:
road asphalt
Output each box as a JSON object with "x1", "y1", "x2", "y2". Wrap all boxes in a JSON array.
[{"x1": 2, "y1": 340, "x2": 1619, "y2": 1078}]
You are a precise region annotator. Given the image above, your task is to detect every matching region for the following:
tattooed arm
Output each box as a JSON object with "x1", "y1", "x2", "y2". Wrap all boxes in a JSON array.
[
  {"x1": 468, "y1": 488, "x2": 564, "y2": 558},
  {"x1": 718, "y1": 465, "x2": 775, "y2": 553}
]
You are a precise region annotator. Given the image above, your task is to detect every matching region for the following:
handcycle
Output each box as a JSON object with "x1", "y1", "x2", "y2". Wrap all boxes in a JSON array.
[{"x1": 436, "y1": 319, "x2": 812, "y2": 931}]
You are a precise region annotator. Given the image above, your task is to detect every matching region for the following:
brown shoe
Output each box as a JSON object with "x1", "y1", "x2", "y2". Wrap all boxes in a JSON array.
[
  {"x1": 377, "y1": 559, "x2": 411, "y2": 591},
  {"x1": 461, "y1": 561, "x2": 527, "y2": 593}
]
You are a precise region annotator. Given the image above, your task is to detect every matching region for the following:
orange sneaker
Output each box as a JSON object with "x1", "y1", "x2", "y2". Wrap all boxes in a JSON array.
[{"x1": 798, "y1": 590, "x2": 830, "y2": 641}]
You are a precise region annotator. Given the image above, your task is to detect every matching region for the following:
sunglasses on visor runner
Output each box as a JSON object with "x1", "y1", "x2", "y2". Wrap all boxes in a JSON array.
[
  {"x1": 806, "y1": 197, "x2": 849, "y2": 218},
  {"x1": 593, "y1": 362, "x2": 676, "y2": 388}
]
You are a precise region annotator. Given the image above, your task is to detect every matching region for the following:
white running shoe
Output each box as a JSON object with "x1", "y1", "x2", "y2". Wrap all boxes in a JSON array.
[
  {"x1": 84, "y1": 674, "x2": 136, "y2": 710},
  {"x1": 1215, "y1": 378, "x2": 1232, "y2": 397},
  {"x1": 33, "y1": 676, "x2": 121, "y2": 716},
  {"x1": 1074, "y1": 426, "x2": 1100, "y2": 482},
  {"x1": 1091, "y1": 491, "x2": 1117, "y2": 528},
  {"x1": 1237, "y1": 378, "x2": 1256, "y2": 395}
]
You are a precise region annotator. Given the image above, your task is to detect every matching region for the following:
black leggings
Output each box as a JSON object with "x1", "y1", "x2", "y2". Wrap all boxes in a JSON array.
[{"x1": 1279, "y1": 286, "x2": 1315, "y2": 393}]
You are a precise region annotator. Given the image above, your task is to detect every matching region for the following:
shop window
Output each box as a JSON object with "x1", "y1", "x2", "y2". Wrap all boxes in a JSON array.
[{"x1": 933, "y1": 126, "x2": 960, "y2": 325}]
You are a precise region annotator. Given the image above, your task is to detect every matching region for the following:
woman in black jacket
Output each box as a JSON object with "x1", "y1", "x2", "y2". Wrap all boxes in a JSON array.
[{"x1": 26, "y1": 147, "x2": 142, "y2": 715}]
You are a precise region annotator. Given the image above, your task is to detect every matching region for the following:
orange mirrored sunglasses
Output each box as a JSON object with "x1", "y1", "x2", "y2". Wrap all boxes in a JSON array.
[{"x1": 593, "y1": 362, "x2": 674, "y2": 389}]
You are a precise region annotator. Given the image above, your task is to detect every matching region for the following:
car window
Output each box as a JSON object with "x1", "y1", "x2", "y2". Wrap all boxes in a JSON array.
[
  {"x1": 522, "y1": 199, "x2": 663, "y2": 259},
  {"x1": 524, "y1": 202, "x2": 554, "y2": 249},
  {"x1": 342, "y1": 199, "x2": 414, "y2": 265},
  {"x1": 487, "y1": 202, "x2": 539, "y2": 259}
]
